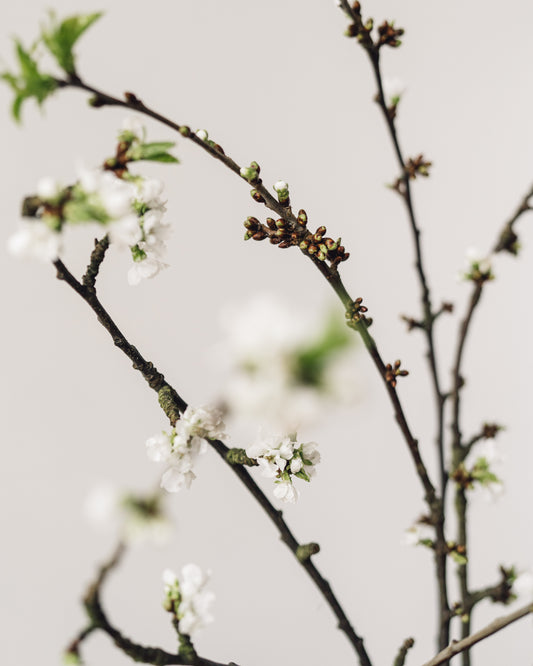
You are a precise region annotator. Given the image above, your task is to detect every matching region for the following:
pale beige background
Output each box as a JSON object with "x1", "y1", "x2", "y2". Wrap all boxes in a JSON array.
[{"x1": 1, "y1": 1, "x2": 532, "y2": 664}]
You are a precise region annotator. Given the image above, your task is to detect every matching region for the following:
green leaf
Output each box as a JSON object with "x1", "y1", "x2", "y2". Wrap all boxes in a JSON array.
[
  {"x1": 1, "y1": 40, "x2": 58, "y2": 122},
  {"x1": 291, "y1": 312, "x2": 354, "y2": 388},
  {"x1": 41, "y1": 11, "x2": 103, "y2": 74},
  {"x1": 134, "y1": 142, "x2": 179, "y2": 163}
]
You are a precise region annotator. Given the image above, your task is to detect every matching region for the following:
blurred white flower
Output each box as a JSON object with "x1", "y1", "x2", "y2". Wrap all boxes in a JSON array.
[
  {"x1": 163, "y1": 564, "x2": 215, "y2": 635},
  {"x1": 84, "y1": 483, "x2": 172, "y2": 546},
  {"x1": 461, "y1": 247, "x2": 494, "y2": 282},
  {"x1": 513, "y1": 571, "x2": 533, "y2": 599},
  {"x1": 8, "y1": 222, "x2": 62, "y2": 261},
  {"x1": 122, "y1": 116, "x2": 145, "y2": 141},
  {"x1": 218, "y1": 294, "x2": 359, "y2": 432},
  {"x1": 382, "y1": 77, "x2": 405, "y2": 106},
  {"x1": 36, "y1": 177, "x2": 62, "y2": 201},
  {"x1": 127, "y1": 255, "x2": 167, "y2": 286},
  {"x1": 196, "y1": 129, "x2": 208, "y2": 141}
]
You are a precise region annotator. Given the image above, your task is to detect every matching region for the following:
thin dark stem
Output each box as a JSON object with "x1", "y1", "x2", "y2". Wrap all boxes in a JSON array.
[
  {"x1": 393, "y1": 637, "x2": 415, "y2": 666},
  {"x1": 53, "y1": 256, "x2": 373, "y2": 666},
  {"x1": 335, "y1": 4, "x2": 450, "y2": 649},
  {"x1": 447, "y1": 180, "x2": 533, "y2": 662}
]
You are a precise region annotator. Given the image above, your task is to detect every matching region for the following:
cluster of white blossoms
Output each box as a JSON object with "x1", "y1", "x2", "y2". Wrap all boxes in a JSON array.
[
  {"x1": 84, "y1": 483, "x2": 172, "y2": 546},
  {"x1": 163, "y1": 565, "x2": 215, "y2": 635},
  {"x1": 146, "y1": 406, "x2": 226, "y2": 493},
  {"x1": 8, "y1": 118, "x2": 173, "y2": 285},
  {"x1": 246, "y1": 435, "x2": 320, "y2": 503}
]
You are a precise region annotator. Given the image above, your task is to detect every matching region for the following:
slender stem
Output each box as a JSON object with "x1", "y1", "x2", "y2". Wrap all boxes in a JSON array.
[
  {"x1": 335, "y1": 4, "x2": 450, "y2": 649},
  {"x1": 421, "y1": 602, "x2": 533, "y2": 666},
  {"x1": 53, "y1": 256, "x2": 373, "y2": 666}
]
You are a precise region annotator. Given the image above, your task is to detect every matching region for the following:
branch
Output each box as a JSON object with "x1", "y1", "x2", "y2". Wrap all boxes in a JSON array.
[
  {"x1": 421, "y1": 602, "x2": 533, "y2": 666},
  {"x1": 392, "y1": 637, "x2": 415, "y2": 666},
  {"x1": 81, "y1": 78, "x2": 434, "y2": 513},
  {"x1": 53, "y1": 255, "x2": 373, "y2": 666},
  {"x1": 335, "y1": 2, "x2": 450, "y2": 647}
]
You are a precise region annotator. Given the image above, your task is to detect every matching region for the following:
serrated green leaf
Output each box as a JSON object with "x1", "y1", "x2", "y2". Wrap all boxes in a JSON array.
[
  {"x1": 1, "y1": 40, "x2": 58, "y2": 122},
  {"x1": 41, "y1": 11, "x2": 103, "y2": 74}
]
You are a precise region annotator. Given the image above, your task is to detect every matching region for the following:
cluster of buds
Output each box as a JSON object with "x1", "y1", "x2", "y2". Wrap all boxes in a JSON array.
[
  {"x1": 451, "y1": 459, "x2": 501, "y2": 492},
  {"x1": 384, "y1": 359, "x2": 409, "y2": 388},
  {"x1": 481, "y1": 422, "x2": 503, "y2": 439},
  {"x1": 298, "y1": 221, "x2": 350, "y2": 267},
  {"x1": 243, "y1": 209, "x2": 350, "y2": 269},
  {"x1": 377, "y1": 20, "x2": 404, "y2": 48},
  {"x1": 495, "y1": 225, "x2": 520, "y2": 255},
  {"x1": 390, "y1": 154, "x2": 432, "y2": 194},
  {"x1": 344, "y1": 2, "x2": 374, "y2": 48},
  {"x1": 345, "y1": 297, "x2": 371, "y2": 330}
]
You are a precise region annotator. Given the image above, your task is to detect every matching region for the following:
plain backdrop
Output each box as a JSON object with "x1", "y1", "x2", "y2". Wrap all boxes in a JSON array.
[{"x1": 1, "y1": 1, "x2": 532, "y2": 665}]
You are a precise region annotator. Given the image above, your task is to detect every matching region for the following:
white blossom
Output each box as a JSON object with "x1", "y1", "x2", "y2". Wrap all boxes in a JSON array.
[
  {"x1": 147, "y1": 406, "x2": 226, "y2": 493},
  {"x1": 196, "y1": 129, "x2": 208, "y2": 141},
  {"x1": 127, "y1": 255, "x2": 167, "y2": 286},
  {"x1": 163, "y1": 564, "x2": 215, "y2": 635},
  {"x1": 274, "y1": 180, "x2": 288, "y2": 192},
  {"x1": 136, "y1": 177, "x2": 166, "y2": 209},
  {"x1": 122, "y1": 116, "x2": 145, "y2": 141},
  {"x1": 109, "y1": 214, "x2": 143, "y2": 248},
  {"x1": 514, "y1": 571, "x2": 533, "y2": 599},
  {"x1": 146, "y1": 432, "x2": 173, "y2": 462},
  {"x1": 8, "y1": 222, "x2": 62, "y2": 261},
  {"x1": 461, "y1": 247, "x2": 494, "y2": 282},
  {"x1": 382, "y1": 76, "x2": 405, "y2": 106}
]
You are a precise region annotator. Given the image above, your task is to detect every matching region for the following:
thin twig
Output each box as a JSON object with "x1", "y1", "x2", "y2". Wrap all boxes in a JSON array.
[
  {"x1": 392, "y1": 637, "x2": 415, "y2": 666},
  {"x1": 335, "y1": 2, "x2": 450, "y2": 647},
  {"x1": 421, "y1": 602, "x2": 533, "y2": 666}
]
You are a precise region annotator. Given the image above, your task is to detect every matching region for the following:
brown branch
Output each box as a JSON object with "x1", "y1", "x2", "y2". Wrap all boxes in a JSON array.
[
  {"x1": 53, "y1": 255, "x2": 373, "y2": 666},
  {"x1": 393, "y1": 637, "x2": 415, "y2": 666},
  {"x1": 335, "y1": 2, "x2": 450, "y2": 648},
  {"x1": 421, "y1": 602, "x2": 533, "y2": 666}
]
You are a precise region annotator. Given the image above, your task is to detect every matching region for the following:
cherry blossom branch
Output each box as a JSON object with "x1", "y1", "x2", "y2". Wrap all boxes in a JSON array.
[
  {"x1": 421, "y1": 602, "x2": 533, "y2": 666},
  {"x1": 53, "y1": 253, "x2": 373, "y2": 666},
  {"x1": 448, "y1": 181, "x2": 533, "y2": 663},
  {"x1": 52, "y1": 74, "x2": 439, "y2": 515},
  {"x1": 70, "y1": 540, "x2": 240, "y2": 666},
  {"x1": 335, "y1": 1, "x2": 451, "y2": 648}
]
